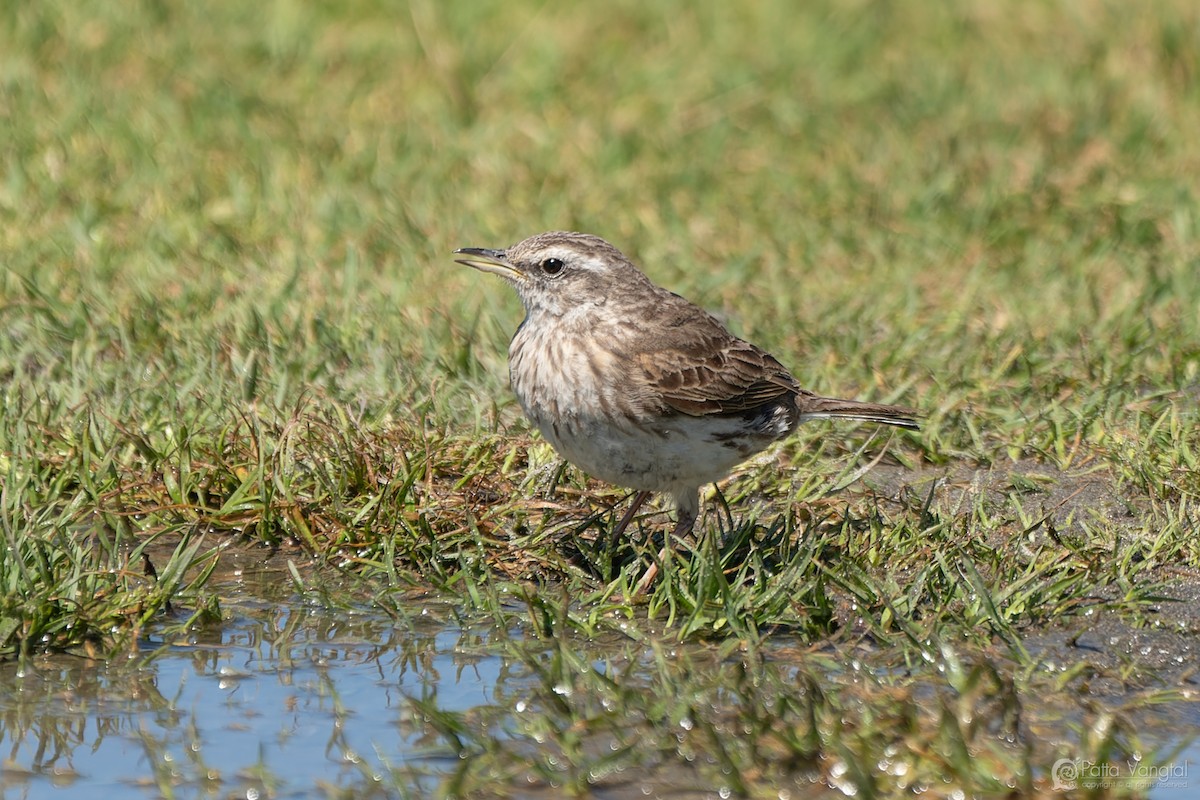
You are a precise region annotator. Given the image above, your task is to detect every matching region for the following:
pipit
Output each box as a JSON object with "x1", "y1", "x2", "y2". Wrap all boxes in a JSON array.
[{"x1": 455, "y1": 231, "x2": 918, "y2": 592}]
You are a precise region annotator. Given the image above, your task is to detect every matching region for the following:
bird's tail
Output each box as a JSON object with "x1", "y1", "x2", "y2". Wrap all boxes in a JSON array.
[{"x1": 795, "y1": 394, "x2": 920, "y2": 430}]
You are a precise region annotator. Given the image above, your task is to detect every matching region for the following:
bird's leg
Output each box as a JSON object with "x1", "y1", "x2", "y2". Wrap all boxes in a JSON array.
[
  {"x1": 633, "y1": 505, "x2": 697, "y2": 596},
  {"x1": 599, "y1": 490, "x2": 652, "y2": 556}
]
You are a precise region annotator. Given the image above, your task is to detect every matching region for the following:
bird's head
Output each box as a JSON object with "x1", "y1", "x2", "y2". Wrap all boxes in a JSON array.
[{"x1": 455, "y1": 231, "x2": 651, "y2": 318}]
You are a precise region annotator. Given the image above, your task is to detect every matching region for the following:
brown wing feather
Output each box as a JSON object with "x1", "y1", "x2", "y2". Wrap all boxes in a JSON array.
[{"x1": 634, "y1": 293, "x2": 798, "y2": 416}]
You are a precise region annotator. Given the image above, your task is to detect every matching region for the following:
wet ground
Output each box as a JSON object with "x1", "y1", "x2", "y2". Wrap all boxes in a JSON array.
[
  {"x1": 1, "y1": 540, "x2": 1199, "y2": 799},
  {"x1": 0, "y1": 567, "x2": 524, "y2": 799}
]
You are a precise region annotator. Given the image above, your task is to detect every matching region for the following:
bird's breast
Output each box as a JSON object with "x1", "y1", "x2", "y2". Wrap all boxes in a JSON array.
[
  {"x1": 505, "y1": 319, "x2": 797, "y2": 494},
  {"x1": 510, "y1": 319, "x2": 642, "y2": 425}
]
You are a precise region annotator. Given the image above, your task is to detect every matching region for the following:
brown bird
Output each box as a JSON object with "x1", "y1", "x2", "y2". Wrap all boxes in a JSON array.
[{"x1": 456, "y1": 231, "x2": 918, "y2": 591}]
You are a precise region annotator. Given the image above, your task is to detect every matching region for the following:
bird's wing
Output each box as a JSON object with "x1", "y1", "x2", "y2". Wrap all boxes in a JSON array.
[{"x1": 635, "y1": 295, "x2": 798, "y2": 416}]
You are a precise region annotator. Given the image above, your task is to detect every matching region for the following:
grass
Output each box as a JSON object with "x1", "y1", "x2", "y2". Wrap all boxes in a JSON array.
[
  {"x1": 388, "y1": 614, "x2": 1181, "y2": 798},
  {"x1": 2, "y1": 0, "x2": 1200, "y2": 795}
]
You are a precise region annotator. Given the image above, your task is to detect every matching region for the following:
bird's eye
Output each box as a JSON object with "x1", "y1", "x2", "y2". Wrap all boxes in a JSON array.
[{"x1": 540, "y1": 258, "x2": 565, "y2": 276}]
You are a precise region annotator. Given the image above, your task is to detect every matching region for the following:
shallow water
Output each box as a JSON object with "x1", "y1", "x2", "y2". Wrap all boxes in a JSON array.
[
  {"x1": 0, "y1": 585, "x2": 509, "y2": 798},
  {"x1": 1, "y1": 573, "x2": 1197, "y2": 799}
]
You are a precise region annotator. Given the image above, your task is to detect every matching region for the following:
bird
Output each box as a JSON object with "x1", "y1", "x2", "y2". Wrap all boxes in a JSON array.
[{"x1": 455, "y1": 231, "x2": 918, "y2": 593}]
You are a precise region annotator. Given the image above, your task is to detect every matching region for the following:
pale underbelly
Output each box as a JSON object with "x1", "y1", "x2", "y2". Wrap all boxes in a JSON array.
[{"x1": 529, "y1": 411, "x2": 781, "y2": 493}]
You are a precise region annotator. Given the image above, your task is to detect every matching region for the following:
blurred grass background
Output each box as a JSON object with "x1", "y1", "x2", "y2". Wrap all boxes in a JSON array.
[{"x1": 5, "y1": 0, "x2": 1197, "y2": 425}]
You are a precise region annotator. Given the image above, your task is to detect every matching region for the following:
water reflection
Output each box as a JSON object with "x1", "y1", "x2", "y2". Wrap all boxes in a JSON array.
[
  {"x1": 0, "y1": 586, "x2": 520, "y2": 799},
  {"x1": 1, "y1": 575, "x2": 1196, "y2": 800}
]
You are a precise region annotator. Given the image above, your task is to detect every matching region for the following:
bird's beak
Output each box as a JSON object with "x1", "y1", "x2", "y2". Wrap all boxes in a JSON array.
[{"x1": 454, "y1": 247, "x2": 524, "y2": 281}]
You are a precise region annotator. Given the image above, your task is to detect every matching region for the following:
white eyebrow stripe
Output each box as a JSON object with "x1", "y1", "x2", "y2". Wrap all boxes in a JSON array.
[{"x1": 542, "y1": 248, "x2": 605, "y2": 273}]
